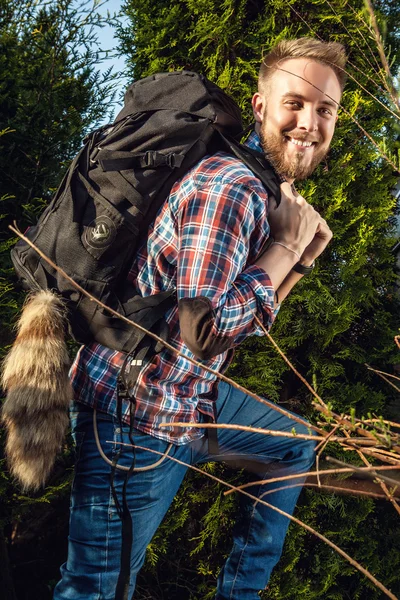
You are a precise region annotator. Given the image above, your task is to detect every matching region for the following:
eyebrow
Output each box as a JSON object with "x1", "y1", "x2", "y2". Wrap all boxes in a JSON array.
[{"x1": 281, "y1": 92, "x2": 338, "y2": 110}]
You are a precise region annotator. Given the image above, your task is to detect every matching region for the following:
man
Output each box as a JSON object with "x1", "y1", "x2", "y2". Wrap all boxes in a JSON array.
[{"x1": 54, "y1": 37, "x2": 347, "y2": 600}]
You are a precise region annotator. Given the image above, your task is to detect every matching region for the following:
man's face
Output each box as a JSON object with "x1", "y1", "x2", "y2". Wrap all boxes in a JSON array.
[{"x1": 252, "y1": 58, "x2": 341, "y2": 181}]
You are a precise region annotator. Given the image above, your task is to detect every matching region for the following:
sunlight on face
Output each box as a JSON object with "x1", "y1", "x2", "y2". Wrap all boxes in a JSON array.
[{"x1": 258, "y1": 58, "x2": 341, "y2": 181}]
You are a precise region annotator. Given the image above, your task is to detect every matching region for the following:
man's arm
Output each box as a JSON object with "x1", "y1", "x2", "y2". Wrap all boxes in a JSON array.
[
  {"x1": 255, "y1": 182, "x2": 333, "y2": 304},
  {"x1": 176, "y1": 175, "x2": 331, "y2": 359},
  {"x1": 175, "y1": 174, "x2": 278, "y2": 359}
]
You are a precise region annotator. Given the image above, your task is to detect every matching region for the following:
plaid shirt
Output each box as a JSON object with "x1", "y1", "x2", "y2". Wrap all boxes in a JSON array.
[{"x1": 69, "y1": 132, "x2": 279, "y2": 444}]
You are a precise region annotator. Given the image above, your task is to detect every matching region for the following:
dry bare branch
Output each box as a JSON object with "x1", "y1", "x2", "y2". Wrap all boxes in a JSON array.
[
  {"x1": 259, "y1": 482, "x2": 399, "y2": 501},
  {"x1": 322, "y1": 0, "x2": 387, "y2": 83},
  {"x1": 111, "y1": 440, "x2": 399, "y2": 600},
  {"x1": 365, "y1": 0, "x2": 400, "y2": 111},
  {"x1": 326, "y1": 456, "x2": 400, "y2": 489},
  {"x1": 223, "y1": 464, "x2": 400, "y2": 495},
  {"x1": 365, "y1": 364, "x2": 400, "y2": 383},
  {"x1": 8, "y1": 223, "x2": 322, "y2": 434},
  {"x1": 288, "y1": 3, "x2": 399, "y2": 117}
]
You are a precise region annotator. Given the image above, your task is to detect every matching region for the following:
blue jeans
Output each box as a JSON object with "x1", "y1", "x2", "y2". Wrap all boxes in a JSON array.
[{"x1": 53, "y1": 381, "x2": 315, "y2": 600}]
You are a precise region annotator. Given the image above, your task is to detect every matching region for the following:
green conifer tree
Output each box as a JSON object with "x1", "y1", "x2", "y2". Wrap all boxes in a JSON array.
[
  {"x1": 0, "y1": 1, "x2": 119, "y2": 597},
  {"x1": 116, "y1": 1, "x2": 400, "y2": 598}
]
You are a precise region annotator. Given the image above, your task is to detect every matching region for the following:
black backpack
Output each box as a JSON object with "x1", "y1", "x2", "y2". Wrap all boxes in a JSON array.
[{"x1": 11, "y1": 71, "x2": 281, "y2": 368}]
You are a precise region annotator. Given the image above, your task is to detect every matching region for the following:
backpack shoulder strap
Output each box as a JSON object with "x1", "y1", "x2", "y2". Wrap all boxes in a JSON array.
[{"x1": 216, "y1": 132, "x2": 282, "y2": 206}]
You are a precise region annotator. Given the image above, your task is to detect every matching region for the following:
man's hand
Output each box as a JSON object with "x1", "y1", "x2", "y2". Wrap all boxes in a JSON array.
[
  {"x1": 299, "y1": 215, "x2": 332, "y2": 265},
  {"x1": 269, "y1": 182, "x2": 333, "y2": 264}
]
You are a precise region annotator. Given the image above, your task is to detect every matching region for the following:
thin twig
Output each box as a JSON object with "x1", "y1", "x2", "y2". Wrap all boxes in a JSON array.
[
  {"x1": 313, "y1": 404, "x2": 397, "y2": 447},
  {"x1": 315, "y1": 422, "x2": 342, "y2": 487},
  {"x1": 210, "y1": 259, "x2": 328, "y2": 410},
  {"x1": 259, "y1": 482, "x2": 399, "y2": 501},
  {"x1": 322, "y1": 0, "x2": 387, "y2": 83},
  {"x1": 160, "y1": 421, "x2": 392, "y2": 447},
  {"x1": 342, "y1": 428, "x2": 400, "y2": 516},
  {"x1": 160, "y1": 421, "x2": 320, "y2": 440},
  {"x1": 336, "y1": 437, "x2": 395, "y2": 448},
  {"x1": 224, "y1": 465, "x2": 400, "y2": 496},
  {"x1": 365, "y1": 364, "x2": 400, "y2": 383},
  {"x1": 345, "y1": 0, "x2": 375, "y2": 36},
  {"x1": 372, "y1": 476, "x2": 400, "y2": 514},
  {"x1": 326, "y1": 457, "x2": 400, "y2": 489},
  {"x1": 367, "y1": 367, "x2": 400, "y2": 393},
  {"x1": 343, "y1": 446, "x2": 400, "y2": 465},
  {"x1": 364, "y1": 0, "x2": 400, "y2": 111},
  {"x1": 288, "y1": 4, "x2": 395, "y2": 106},
  {"x1": 264, "y1": 330, "x2": 329, "y2": 407},
  {"x1": 8, "y1": 223, "x2": 322, "y2": 434},
  {"x1": 362, "y1": 447, "x2": 400, "y2": 461},
  {"x1": 361, "y1": 419, "x2": 400, "y2": 429},
  {"x1": 328, "y1": 62, "x2": 400, "y2": 122},
  {"x1": 344, "y1": 0, "x2": 397, "y2": 104},
  {"x1": 110, "y1": 440, "x2": 399, "y2": 600},
  {"x1": 315, "y1": 422, "x2": 342, "y2": 453}
]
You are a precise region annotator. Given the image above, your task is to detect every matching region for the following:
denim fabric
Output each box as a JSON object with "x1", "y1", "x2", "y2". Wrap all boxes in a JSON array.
[{"x1": 53, "y1": 381, "x2": 315, "y2": 600}]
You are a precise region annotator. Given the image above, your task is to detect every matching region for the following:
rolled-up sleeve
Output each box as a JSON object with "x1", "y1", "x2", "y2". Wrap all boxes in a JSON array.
[{"x1": 175, "y1": 178, "x2": 279, "y2": 359}]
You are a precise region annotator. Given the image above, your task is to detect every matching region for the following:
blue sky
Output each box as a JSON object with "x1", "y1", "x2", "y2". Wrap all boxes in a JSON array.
[{"x1": 89, "y1": 0, "x2": 130, "y2": 116}]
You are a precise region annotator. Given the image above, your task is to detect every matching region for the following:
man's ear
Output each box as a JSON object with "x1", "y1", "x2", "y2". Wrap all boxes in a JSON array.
[{"x1": 252, "y1": 92, "x2": 265, "y2": 123}]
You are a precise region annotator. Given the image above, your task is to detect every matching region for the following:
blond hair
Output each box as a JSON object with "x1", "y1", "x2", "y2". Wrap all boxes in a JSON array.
[{"x1": 259, "y1": 37, "x2": 348, "y2": 93}]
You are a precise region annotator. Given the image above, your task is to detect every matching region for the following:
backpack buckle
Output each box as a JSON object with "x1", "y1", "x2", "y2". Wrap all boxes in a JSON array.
[
  {"x1": 90, "y1": 146, "x2": 101, "y2": 164},
  {"x1": 165, "y1": 153, "x2": 178, "y2": 168},
  {"x1": 141, "y1": 151, "x2": 183, "y2": 169},
  {"x1": 142, "y1": 151, "x2": 158, "y2": 168}
]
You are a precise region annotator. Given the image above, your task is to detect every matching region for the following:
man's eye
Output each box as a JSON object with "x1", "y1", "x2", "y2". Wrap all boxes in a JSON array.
[
  {"x1": 319, "y1": 107, "x2": 332, "y2": 116},
  {"x1": 285, "y1": 101, "x2": 301, "y2": 108}
]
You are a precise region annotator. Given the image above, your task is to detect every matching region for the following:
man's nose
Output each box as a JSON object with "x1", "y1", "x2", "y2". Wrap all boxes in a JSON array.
[{"x1": 297, "y1": 107, "x2": 318, "y2": 132}]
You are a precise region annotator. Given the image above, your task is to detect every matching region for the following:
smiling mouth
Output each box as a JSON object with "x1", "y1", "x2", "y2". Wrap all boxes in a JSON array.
[{"x1": 285, "y1": 136, "x2": 317, "y2": 148}]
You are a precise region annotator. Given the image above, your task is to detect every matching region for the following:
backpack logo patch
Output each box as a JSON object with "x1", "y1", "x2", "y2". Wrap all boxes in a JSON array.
[{"x1": 85, "y1": 216, "x2": 117, "y2": 249}]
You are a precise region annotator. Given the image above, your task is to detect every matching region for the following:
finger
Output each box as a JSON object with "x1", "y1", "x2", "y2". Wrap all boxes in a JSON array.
[
  {"x1": 289, "y1": 185, "x2": 305, "y2": 201},
  {"x1": 316, "y1": 220, "x2": 333, "y2": 239},
  {"x1": 280, "y1": 181, "x2": 293, "y2": 198},
  {"x1": 317, "y1": 217, "x2": 330, "y2": 230},
  {"x1": 295, "y1": 195, "x2": 307, "y2": 206},
  {"x1": 320, "y1": 218, "x2": 330, "y2": 229}
]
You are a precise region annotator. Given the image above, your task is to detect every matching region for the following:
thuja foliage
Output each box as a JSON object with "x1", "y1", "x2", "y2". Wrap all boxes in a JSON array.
[
  {"x1": 118, "y1": 0, "x2": 400, "y2": 598},
  {"x1": 0, "y1": 1, "x2": 119, "y2": 598}
]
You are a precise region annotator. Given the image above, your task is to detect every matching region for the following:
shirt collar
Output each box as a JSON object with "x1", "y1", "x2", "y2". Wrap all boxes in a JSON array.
[
  {"x1": 243, "y1": 129, "x2": 288, "y2": 185},
  {"x1": 244, "y1": 129, "x2": 262, "y2": 152}
]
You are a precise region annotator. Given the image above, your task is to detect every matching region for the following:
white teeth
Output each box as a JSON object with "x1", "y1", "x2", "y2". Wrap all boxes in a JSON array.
[{"x1": 287, "y1": 137, "x2": 313, "y2": 147}]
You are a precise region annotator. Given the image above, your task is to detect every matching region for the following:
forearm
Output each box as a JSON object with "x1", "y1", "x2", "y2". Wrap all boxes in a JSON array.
[
  {"x1": 275, "y1": 270, "x2": 303, "y2": 304},
  {"x1": 255, "y1": 243, "x2": 316, "y2": 306},
  {"x1": 254, "y1": 242, "x2": 298, "y2": 291},
  {"x1": 262, "y1": 181, "x2": 332, "y2": 306}
]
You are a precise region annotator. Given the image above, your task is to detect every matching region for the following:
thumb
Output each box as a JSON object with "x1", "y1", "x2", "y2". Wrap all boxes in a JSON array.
[{"x1": 280, "y1": 181, "x2": 293, "y2": 198}]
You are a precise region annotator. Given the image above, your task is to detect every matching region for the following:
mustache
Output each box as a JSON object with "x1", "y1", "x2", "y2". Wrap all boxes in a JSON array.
[{"x1": 283, "y1": 131, "x2": 321, "y2": 144}]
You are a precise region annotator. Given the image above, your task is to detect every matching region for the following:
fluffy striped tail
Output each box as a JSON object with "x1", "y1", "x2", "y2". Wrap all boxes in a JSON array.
[{"x1": 1, "y1": 290, "x2": 73, "y2": 491}]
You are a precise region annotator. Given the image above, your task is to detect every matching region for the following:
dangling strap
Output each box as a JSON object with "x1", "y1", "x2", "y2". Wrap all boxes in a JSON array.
[
  {"x1": 92, "y1": 409, "x2": 173, "y2": 473},
  {"x1": 207, "y1": 402, "x2": 220, "y2": 455}
]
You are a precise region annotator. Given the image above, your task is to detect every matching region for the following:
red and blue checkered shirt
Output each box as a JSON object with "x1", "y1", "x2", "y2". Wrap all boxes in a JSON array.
[{"x1": 69, "y1": 132, "x2": 279, "y2": 444}]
